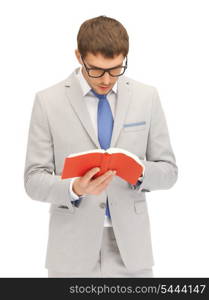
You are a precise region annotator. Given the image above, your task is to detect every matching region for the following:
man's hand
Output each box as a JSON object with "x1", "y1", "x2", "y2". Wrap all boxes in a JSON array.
[{"x1": 72, "y1": 167, "x2": 116, "y2": 196}]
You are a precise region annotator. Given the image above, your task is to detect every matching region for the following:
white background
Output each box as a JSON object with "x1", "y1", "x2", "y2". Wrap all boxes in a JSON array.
[{"x1": 0, "y1": 0, "x2": 208, "y2": 277}]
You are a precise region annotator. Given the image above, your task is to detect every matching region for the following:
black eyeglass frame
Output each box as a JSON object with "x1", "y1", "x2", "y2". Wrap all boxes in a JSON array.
[{"x1": 81, "y1": 55, "x2": 128, "y2": 78}]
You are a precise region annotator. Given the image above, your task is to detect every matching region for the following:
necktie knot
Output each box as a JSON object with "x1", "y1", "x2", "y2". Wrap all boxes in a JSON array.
[{"x1": 91, "y1": 89, "x2": 107, "y2": 100}]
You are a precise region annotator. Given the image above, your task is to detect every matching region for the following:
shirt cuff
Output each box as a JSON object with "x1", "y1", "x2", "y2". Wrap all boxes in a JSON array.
[
  {"x1": 69, "y1": 177, "x2": 87, "y2": 203},
  {"x1": 69, "y1": 177, "x2": 81, "y2": 200},
  {"x1": 130, "y1": 176, "x2": 144, "y2": 190}
]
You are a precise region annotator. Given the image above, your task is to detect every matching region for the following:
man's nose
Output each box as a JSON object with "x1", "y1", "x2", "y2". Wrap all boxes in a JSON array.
[{"x1": 101, "y1": 71, "x2": 111, "y2": 85}]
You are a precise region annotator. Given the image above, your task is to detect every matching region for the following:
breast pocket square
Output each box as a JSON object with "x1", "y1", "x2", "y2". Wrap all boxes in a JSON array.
[
  {"x1": 123, "y1": 121, "x2": 146, "y2": 128},
  {"x1": 123, "y1": 121, "x2": 146, "y2": 131}
]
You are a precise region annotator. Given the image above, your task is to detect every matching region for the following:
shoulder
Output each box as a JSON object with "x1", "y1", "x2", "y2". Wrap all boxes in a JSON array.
[
  {"x1": 36, "y1": 68, "x2": 78, "y2": 99},
  {"x1": 35, "y1": 78, "x2": 67, "y2": 102},
  {"x1": 33, "y1": 71, "x2": 75, "y2": 109},
  {"x1": 121, "y1": 75, "x2": 158, "y2": 99},
  {"x1": 124, "y1": 75, "x2": 157, "y2": 92}
]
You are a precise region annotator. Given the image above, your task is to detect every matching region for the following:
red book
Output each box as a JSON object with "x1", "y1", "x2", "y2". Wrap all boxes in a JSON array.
[{"x1": 61, "y1": 148, "x2": 145, "y2": 185}]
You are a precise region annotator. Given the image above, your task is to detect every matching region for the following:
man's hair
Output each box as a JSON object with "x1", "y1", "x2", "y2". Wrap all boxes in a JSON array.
[{"x1": 77, "y1": 15, "x2": 129, "y2": 58}]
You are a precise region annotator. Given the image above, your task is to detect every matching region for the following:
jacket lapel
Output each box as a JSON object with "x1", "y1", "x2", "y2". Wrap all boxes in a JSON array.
[
  {"x1": 65, "y1": 71, "x2": 100, "y2": 148},
  {"x1": 110, "y1": 76, "x2": 132, "y2": 147}
]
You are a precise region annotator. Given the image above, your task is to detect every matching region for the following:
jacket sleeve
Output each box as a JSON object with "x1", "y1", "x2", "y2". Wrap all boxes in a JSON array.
[
  {"x1": 24, "y1": 93, "x2": 75, "y2": 209},
  {"x1": 137, "y1": 88, "x2": 178, "y2": 192}
]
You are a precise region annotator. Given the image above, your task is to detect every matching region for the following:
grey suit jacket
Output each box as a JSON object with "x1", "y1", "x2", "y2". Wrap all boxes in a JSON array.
[{"x1": 24, "y1": 68, "x2": 178, "y2": 273}]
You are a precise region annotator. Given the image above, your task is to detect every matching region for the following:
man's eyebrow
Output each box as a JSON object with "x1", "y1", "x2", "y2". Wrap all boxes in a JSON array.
[{"x1": 88, "y1": 63, "x2": 123, "y2": 69}]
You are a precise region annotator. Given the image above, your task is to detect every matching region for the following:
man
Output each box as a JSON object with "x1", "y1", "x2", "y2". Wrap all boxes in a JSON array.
[{"x1": 24, "y1": 16, "x2": 178, "y2": 277}]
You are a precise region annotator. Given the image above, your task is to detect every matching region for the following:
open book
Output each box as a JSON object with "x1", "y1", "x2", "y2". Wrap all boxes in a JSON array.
[{"x1": 61, "y1": 148, "x2": 145, "y2": 185}]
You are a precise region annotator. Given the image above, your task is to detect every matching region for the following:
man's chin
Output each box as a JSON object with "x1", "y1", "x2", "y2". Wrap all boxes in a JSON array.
[{"x1": 96, "y1": 86, "x2": 111, "y2": 94}]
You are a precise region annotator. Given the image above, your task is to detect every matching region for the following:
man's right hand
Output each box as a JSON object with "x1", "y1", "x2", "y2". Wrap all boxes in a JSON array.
[{"x1": 72, "y1": 167, "x2": 116, "y2": 197}]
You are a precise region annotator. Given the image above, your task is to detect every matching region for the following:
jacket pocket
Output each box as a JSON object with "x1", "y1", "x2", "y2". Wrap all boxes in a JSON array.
[
  {"x1": 134, "y1": 200, "x2": 147, "y2": 214},
  {"x1": 49, "y1": 204, "x2": 75, "y2": 215}
]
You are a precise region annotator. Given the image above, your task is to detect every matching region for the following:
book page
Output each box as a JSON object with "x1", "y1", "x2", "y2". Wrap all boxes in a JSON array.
[
  {"x1": 107, "y1": 147, "x2": 145, "y2": 173},
  {"x1": 67, "y1": 148, "x2": 105, "y2": 158}
]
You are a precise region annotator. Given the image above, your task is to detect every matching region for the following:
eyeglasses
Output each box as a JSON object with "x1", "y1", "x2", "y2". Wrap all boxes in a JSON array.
[{"x1": 81, "y1": 56, "x2": 128, "y2": 78}]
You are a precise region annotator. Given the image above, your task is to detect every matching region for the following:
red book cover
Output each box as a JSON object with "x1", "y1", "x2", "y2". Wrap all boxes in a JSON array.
[{"x1": 61, "y1": 148, "x2": 145, "y2": 185}]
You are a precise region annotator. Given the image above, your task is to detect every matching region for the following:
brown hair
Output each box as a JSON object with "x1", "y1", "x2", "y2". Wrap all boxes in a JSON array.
[{"x1": 77, "y1": 16, "x2": 129, "y2": 58}]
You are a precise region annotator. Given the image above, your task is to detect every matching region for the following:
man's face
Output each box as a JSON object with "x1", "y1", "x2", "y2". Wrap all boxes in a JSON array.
[{"x1": 75, "y1": 50, "x2": 125, "y2": 95}]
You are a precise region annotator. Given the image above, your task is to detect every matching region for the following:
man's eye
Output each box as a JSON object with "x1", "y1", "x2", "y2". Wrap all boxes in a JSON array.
[{"x1": 91, "y1": 68, "x2": 102, "y2": 70}]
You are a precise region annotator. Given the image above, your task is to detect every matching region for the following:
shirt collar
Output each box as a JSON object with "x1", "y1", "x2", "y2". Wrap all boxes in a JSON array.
[{"x1": 76, "y1": 67, "x2": 118, "y2": 97}]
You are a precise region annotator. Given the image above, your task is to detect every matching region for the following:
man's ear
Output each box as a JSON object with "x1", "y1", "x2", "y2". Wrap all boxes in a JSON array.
[{"x1": 75, "y1": 49, "x2": 82, "y2": 65}]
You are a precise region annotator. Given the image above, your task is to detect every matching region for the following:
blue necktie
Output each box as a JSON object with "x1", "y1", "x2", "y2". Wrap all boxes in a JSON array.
[{"x1": 92, "y1": 89, "x2": 114, "y2": 219}]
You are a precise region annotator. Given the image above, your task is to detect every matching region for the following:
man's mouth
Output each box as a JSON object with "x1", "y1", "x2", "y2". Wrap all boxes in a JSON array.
[{"x1": 99, "y1": 85, "x2": 110, "y2": 89}]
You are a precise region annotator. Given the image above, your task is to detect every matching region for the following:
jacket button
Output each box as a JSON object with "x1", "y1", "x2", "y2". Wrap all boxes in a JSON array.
[{"x1": 100, "y1": 202, "x2": 106, "y2": 209}]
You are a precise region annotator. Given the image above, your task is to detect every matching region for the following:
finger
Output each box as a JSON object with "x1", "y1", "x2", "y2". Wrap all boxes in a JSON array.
[
  {"x1": 94, "y1": 175, "x2": 114, "y2": 194},
  {"x1": 92, "y1": 170, "x2": 116, "y2": 188},
  {"x1": 92, "y1": 170, "x2": 113, "y2": 187},
  {"x1": 82, "y1": 167, "x2": 100, "y2": 183}
]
